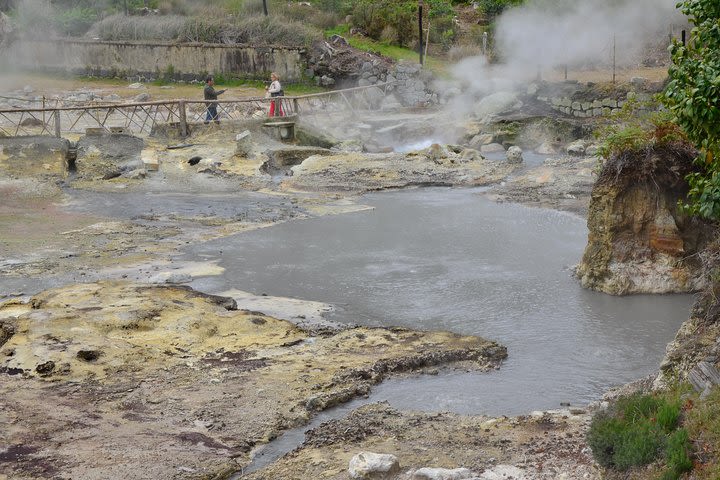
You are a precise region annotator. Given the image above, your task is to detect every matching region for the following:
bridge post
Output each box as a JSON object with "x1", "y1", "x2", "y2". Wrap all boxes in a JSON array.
[
  {"x1": 178, "y1": 100, "x2": 188, "y2": 138},
  {"x1": 53, "y1": 110, "x2": 61, "y2": 138},
  {"x1": 293, "y1": 98, "x2": 299, "y2": 116}
]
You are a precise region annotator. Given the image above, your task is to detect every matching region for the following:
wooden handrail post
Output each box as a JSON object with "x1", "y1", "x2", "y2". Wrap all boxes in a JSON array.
[
  {"x1": 293, "y1": 98, "x2": 299, "y2": 116},
  {"x1": 178, "y1": 100, "x2": 188, "y2": 137},
  {"x1": 54, "y1": 110, "x2": 61, "y2": 138}
]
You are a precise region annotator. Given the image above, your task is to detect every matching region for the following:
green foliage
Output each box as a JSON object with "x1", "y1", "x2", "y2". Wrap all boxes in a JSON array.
[
  {"x1": 476, "y1": 0, "x2": 523, "y2": 18},
  {"x1": 595, "y1": 98, "x2": 690, "y2": 161},
  {"x1": 587, "y1": 392, "x2": 691, "y2": 477},
  {"x1": 663, "y1": 0, "x2": 720, "y2": 220},
  {"x1": 662, "y1": 428, "x2": 693, "y2": 480},
  {"x1": 350, "y1": 0, "x2": 455, "y2": 48},
  {"x1": 313, "y1": 0, "x2": 351, "y2": 14},
  {"x1": 54, "y1": 7, "x2": 97, "y2": 35}
]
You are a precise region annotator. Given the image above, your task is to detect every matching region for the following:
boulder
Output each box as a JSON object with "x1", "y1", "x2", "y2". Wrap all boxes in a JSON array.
[
  {"x1": 235, "y1": 130, "x2": 253, "y2": 157},
  {"x1": 348, "y1": 452, "x2": 400, "y2": 479},
  {"x1": 536, "y1": 141, "x2": 557, "y2": 155},
  {"x1": 469, "y1": 133, "x2": 494, "y2": 150},
  {"x1": 125, "y1": 168, "x2": 147, "y2": 179},
  {"x1": 506, "y1": 146, "x2": 523, "y2": 164},
  {"x1": 474, "y1": 91, "x2": 521, "y2": 120},
  {"x1": 480, "y1": 465, "x2": 526, "y2": 479},
  {"x1": 480, "y1": 143, "x2": 505, "y2": 154},
  {"x1": 566, "y1": 140, "x2": 586, "y2": 156},
  {"x1": 412, "y1": 467, "x2": 475, "y2": 480}
]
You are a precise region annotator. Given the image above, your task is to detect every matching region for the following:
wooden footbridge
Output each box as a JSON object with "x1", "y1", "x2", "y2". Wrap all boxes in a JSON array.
[{"x1": 0, "y1": 82, "x2": 396, "y2": 138}]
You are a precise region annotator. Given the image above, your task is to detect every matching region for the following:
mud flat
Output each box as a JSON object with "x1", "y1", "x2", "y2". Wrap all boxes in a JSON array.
[{"x1": 0, "y1": 281, "x2": 506, "y2": 479}]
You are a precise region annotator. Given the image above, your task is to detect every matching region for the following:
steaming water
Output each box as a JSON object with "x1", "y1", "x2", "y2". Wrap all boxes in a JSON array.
[{"x1": 187, "y1": 187, "x2": 691, "y2": 416}]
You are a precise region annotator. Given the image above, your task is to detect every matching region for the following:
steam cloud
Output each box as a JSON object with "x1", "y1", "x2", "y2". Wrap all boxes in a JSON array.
[
  {"x1": 494, "y1": 0, "x2": 685, "y2": 73},
  {"x1": 445, "y1": 0, "x2": 687, "y2": 119}
]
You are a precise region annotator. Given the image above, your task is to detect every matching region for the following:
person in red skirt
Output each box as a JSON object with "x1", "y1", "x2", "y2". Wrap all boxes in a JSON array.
[{"x1": 266, "y1": 72, "x2": 284, "y2": 117}]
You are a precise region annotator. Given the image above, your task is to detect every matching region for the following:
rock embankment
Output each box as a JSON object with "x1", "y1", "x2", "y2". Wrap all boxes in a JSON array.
[
  {"x1": 654, "y1": 238, "x2": 720, "y2": 391},
  {"x1": 282, "y1": 146, "x2": 518, "y2": 193},
  {"x1": 576, "y1": 144, "x2": 715, "y2": 295}
]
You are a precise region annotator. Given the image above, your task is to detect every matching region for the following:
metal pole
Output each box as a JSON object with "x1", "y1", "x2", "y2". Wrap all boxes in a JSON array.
[
  {"x1": 681, "y1": 29, "x2": 686, "y2": 45},
  {"x1": 418, "y1": 0, "x2": 424, "y2": 66},
  {"x1": 262, "y1": 0, "x2": 268, "y2": 16},
  {"x1": 482, "y1": 32, "x2": 488, "y2": 57},
  {"x1": 612, "y1": 34, "x2": 616, "y2": 84}
]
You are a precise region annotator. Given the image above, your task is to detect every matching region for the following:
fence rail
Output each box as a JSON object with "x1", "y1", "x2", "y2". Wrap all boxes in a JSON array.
[{"x1": 0, "y1": 82, "x2": 397, "y2": 138}]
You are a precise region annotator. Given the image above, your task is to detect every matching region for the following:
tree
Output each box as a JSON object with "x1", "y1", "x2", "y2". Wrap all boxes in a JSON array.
[{"x1": 663, "y1": 0, "x2": 720, "y2": 219}]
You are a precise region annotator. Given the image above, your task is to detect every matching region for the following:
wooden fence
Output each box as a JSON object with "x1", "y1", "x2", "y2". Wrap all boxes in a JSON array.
[{"x1": 0, "y1": 83, "x2": 396, "y2": 138}]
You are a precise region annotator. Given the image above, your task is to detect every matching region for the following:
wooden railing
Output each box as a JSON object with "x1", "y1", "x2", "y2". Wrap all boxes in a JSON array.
[{"x1": 0, "y1": 82, "x2": 397, "y2": 138}]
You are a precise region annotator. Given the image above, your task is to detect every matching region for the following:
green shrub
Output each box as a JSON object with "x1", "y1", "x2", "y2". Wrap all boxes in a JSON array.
[
  {"x1": 55, "y1": 7, "x2": 97, "y2": 36},
  {"x1": 178, "y1": 16, "x2": 226, "y2": 42},
  {"x1": 587, "y1": 392, "x2": 691, "y2": 475},
  {"x1": 595, "y1": 99, "x2": 690, "y2": 162},
  {"x1": 350, "y1": 0, "x2": 455, "y2": 48},
  {"x1": 476, "y1": 0, "x2": 523, "y2": 18},
  {"x1": 662, "y1": 428, "x2": 693, "y2": 480}
]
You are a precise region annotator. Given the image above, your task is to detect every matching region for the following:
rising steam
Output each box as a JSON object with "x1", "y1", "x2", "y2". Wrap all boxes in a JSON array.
[{"x1": 494, "y1": 0, "x2": 685, "y2": 74}]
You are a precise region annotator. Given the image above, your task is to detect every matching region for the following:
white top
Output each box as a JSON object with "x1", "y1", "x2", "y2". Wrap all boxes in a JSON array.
[{"x1": 268, "y1": 80, "x2": 282, "y2": 93}]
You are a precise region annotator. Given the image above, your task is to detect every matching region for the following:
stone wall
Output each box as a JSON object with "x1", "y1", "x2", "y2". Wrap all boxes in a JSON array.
[
  {"x1": 539, "y1": 91, "x2": 653, "y2": 118},
  {"x1": 0, "y1": 39, "x2": 306, "y2": 82}
]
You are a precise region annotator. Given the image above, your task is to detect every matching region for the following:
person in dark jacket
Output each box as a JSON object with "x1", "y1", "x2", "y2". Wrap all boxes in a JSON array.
[{"x1": 204, "y1": 76, "x2": 225, "y2": 124}]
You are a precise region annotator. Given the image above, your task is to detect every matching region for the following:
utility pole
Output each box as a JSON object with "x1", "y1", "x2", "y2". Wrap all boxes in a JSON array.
[
  {"x1": 418, "y1": 0, "x2": 424, "y2": 66},
  {"x1": 262, "y1": 0, "x2": 268, "y2": 16},
  {"x1": 612, "y1": 33, "x2": 616, "y2": 84}
]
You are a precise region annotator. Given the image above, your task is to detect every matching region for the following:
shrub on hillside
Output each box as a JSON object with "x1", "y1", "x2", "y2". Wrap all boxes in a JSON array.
[
  {"x1": 87, "y1": 12, "x2": 320, "y2": 45},
  {"x1": 220, "y1": 16, "x2": 320, "y2": 46},
  {"x1": 88, "y1": 14, "x2": 186, "y2": 40},
  {"x1": 350, "y1": 0, "x2": 455, "y2": 48},
  {"x1": 476, "y1": 0, "x2": 523, "y2": 18},
  {"x1": 54, "y1": 7, "x2": 97, "y2": 36},
  {"x1": 587, "y1": 392, "x2": 693, "y2": 479}
]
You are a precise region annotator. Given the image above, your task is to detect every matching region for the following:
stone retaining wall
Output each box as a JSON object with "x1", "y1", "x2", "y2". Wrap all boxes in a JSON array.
[
  {"x1": 0, "y1": 38, "x2": 305, "y2": 82},
  {"x1": 539, "y1": 91, "x2": 653, "y2": 118}
]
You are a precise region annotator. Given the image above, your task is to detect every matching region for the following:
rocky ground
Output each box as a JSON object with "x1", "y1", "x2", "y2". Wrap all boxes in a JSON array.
[
  {"x1": 241, "y1": 403, "x2": 598, "y2": 480},
  {"x1": 0, "y1": 79, "x2": 626, "y2": 480}
]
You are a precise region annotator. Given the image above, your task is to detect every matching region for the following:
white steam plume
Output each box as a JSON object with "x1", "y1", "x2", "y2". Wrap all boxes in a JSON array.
[{"x1": 494, "y1": 0, "x2": 685, "y2": 76}]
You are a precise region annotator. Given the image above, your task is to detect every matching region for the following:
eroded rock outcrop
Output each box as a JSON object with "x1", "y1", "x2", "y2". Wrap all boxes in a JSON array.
[
  {"x1": 654, "y1": 238, "x2": 720, "y2": 390},
  {"x1": 576, "y1": 145, "x2": 714, "y2": 294}
]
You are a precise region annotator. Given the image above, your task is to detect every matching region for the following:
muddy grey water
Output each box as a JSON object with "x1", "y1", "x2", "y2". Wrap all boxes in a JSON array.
[{"x1": 186, "y1": 187, "x2": 692, "y2": 415}]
